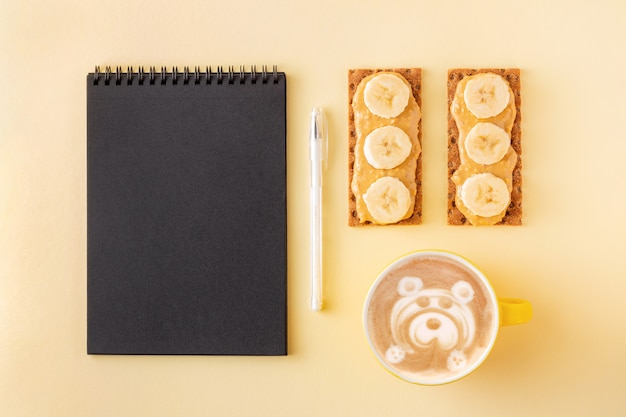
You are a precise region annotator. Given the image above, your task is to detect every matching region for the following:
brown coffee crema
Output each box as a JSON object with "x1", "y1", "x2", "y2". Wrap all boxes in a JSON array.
[{"x1": 365, "y1": 254, "x2": 497, "y2": 383}]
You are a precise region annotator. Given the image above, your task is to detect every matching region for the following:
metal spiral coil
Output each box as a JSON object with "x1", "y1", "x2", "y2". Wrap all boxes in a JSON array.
[{"x1": 92, "y1": 65, "x2": 280, "y2": 85}]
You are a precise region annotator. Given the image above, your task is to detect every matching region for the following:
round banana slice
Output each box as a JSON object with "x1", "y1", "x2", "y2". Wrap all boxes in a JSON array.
[
  {"x1": 364, "y1": 126, "x2": 412, "y2": 169},
  {"x1": 363, "y1": 176, "x2": 412, "y2": 224},
  {"x1": 363, "y1": 73, "x2": 411, "y2": 119},
  {"x1": 460, "y1": 173, "x2": 510, "y2": 218},
  {"x1": 464, "y1": 122, "x2": 511, "y2": 165},
  {"x1": 463, "y1": 73, "x2": 510, "y2": 119}
]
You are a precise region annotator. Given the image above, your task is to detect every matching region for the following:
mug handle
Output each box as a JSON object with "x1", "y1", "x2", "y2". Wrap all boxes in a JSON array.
[{"x1": 498, "y1": 298, "x2": 532, "y2": 326}]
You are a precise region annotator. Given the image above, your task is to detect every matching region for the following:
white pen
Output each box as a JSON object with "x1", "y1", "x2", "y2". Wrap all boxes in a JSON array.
[{"x1": 310, "y1": 107, "x2": 327, "y2": 311}]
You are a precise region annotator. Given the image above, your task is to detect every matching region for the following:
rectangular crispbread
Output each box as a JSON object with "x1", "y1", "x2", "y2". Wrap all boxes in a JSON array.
[
  {"x1": 348, "y1": 68, "x2": 422, "y2": 226},
  {"x1": 447, "y1": 68, "x2": 522, "y2": 225}
]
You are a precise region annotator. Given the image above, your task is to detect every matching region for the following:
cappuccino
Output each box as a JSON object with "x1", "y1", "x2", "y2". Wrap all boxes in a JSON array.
[{"x1": 364, "y1": 251, "x2": 498, "y2": 384}]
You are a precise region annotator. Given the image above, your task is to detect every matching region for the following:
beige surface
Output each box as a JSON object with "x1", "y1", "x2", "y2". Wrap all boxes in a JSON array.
[{"x1": 2, "y1": 0, "x2": 626, "y2": 415}]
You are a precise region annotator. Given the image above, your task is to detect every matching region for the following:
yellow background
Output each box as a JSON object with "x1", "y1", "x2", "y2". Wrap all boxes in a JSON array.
[{"x1": 2, "y1": 0, "x2": 625, "y2": 415}]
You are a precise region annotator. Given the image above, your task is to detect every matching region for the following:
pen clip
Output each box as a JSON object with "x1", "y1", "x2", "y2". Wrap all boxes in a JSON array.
[{"x1": 321, "y1": 113, "x2": 328, "y2": 171}]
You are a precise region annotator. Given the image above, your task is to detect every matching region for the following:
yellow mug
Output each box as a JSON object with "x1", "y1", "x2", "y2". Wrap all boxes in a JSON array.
[{"x1": 363, "y1": 250, "x2": 532, "y2": 385}]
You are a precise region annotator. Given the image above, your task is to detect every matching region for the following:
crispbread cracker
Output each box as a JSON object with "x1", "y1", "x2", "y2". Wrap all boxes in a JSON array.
[
  {"x1": 348, "y1": 68, "x2": 422, "y2": 226},
  {"x1": 447, "y1": 68, "x2": 522, "y2": 225}
]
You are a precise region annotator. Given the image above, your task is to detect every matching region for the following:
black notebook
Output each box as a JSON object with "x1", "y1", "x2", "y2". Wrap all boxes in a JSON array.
[{"x1": 87, "y1": 66, "x2": 287, "y2": 355}]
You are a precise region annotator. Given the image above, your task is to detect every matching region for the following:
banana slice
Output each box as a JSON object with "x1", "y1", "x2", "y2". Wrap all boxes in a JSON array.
[
  {"x1": 463, "y1": 73, "x2": 510, "y2": 119},
  {"x1": 460, "y1": 173, "x2": 510, "y2": 218},
  {"x1": 464, "y1": 122, "x2": 511, "y2": 165},
  {"x1": 363, "y1": 73, "x2": 411, "y2": 119},
  {"x1": 364, "y1": 126, "x2": 412, "y2": 169},
  {"x1": 363, "y1": 176, "x2": 412, "y2": 224}
]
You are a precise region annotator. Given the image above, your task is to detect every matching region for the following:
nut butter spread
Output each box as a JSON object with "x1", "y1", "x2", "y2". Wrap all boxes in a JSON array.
[
  {"x1": 351, "y1": 72, "x2": 421, "y2": 224},
  {"x1": 451, "y1": 73, "x2": 517, "y2": 226}
]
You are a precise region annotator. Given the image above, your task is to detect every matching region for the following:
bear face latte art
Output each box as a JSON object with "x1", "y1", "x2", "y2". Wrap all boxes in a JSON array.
[{"x1": 363, "y1": 251, "x2": 499, "y2": 385}]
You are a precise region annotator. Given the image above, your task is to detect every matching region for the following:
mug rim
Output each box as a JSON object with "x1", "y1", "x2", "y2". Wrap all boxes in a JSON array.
[{"x1": 362, "y1": 249, "x2": 500, "y2": 385}]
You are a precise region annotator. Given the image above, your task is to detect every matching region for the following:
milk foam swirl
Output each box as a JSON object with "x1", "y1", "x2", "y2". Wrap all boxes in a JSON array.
[{"x1": 385, "y1": 277, "x2": 477, "y2": 372}]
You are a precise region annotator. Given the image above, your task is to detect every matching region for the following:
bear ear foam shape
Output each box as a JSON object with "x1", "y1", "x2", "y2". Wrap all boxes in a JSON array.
[
  {"x1": 397, "y1": 276, "x2": 423, "y2": 297},
  {"x1": 451, "y1": 281, "x2": 475, "y2": 304}
]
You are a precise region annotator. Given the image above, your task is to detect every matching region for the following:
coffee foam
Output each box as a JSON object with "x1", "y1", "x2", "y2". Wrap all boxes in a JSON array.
[{"x1": 364, "y1": 253, "x2": 498, "y2": 384}]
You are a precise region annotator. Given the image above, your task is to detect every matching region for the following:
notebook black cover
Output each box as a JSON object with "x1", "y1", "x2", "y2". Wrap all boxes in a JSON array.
[{"x1": 87, "y1": 67, "x2": 287, "y2": 355}]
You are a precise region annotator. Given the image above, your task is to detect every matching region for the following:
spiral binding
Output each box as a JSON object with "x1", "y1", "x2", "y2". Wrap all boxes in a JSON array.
[{"x1": 92, "y1": 65, "x2": 280, "y2": 86}]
